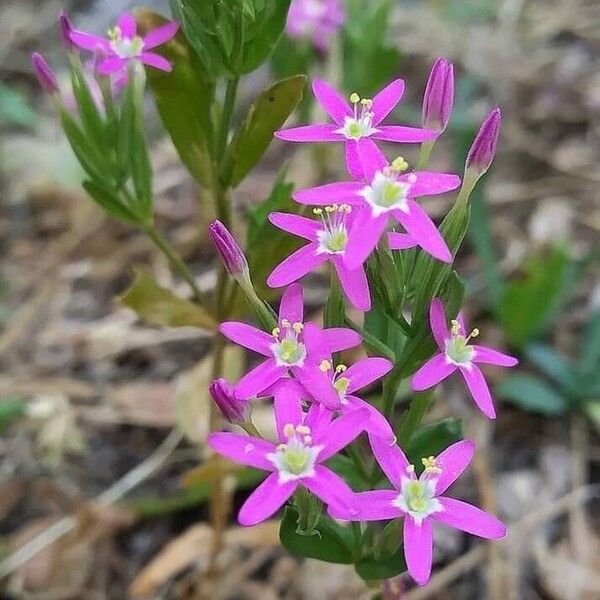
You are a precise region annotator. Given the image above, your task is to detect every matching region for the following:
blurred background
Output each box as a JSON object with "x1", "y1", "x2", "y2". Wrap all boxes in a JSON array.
[{"x1": 0, "y1": 0, "x2": 598, "y2": 598}]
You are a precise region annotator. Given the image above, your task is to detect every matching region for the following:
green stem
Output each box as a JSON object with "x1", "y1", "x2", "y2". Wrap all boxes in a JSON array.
[
  {"x1": 216, "y1": 76, "x2": 240, "y2": 164},
  {"x1": 396, "y1": 391, "x2": 433, "y2": 447},
  {"x1": 142, "y1": 224, "x2": 203, "y2": 303},
  {"x1": 416, "y1": 140, "x2": 436, "y2": 170}
]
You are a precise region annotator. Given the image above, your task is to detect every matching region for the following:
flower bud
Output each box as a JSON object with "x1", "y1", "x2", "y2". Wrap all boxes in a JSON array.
[
  {"x1": 58, "y1": 11, "x2": 75, "y2": 50},
  {"x1": 210, "y1": 378, "x2": 248, "y2": 424},
  {"x1": 31, "y1": 53, "x2": 59, "y2": 95},
  {"x1": 466, "y1": 107, "x2": 501, "y2": 177},
  {"x1": 209, "y1": 220, "x2": 248, "y2": 277},
  {"x1": 422, "y1": 57, "x2": 454, "y2": 132}
]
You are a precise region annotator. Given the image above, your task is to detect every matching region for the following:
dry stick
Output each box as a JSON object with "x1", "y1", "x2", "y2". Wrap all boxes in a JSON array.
[
  {"x1": 0, "y1": 428, "x2": 183, "y2": 579},
  {"x1": 402, "y1": 484, "x2": 598, "y2": 600}
]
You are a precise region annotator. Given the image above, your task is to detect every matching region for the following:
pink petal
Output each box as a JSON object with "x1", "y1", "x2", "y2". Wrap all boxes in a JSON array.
[
  {"x1": 312, "y1": 79, "x2": 352, "y2": 126},
  {"x1": 69, "y1": 30, "x2": 110, "y2": 52},
  {"x1": 388, "y1": 232, "x2": 418, "y2": 250},
  {"x1": 306, "y1": 401, "x2": 334, "y2": 432},
  {"x1": 433, "y1": 497, "x2": 506, "y2": 539},
  {"x1": 345, "y1": 357, "x2": 393, "y2": 393},
  {"x1": 140, "y1": 51, "x2": 172, "y2": 71},
  {"x1": 117, "y1": 13, "x2": 137, "y2": 38},
  {"x1": 404, "y1": 516, "x2": 433, "y2": 586},
  {"x1": 303, "y1": 465, "x2": 356, "y2": 513},
  {"x1": 273, "y1": 381, "x2": 304, "y2": 440},
  {"x1": 345, "y1": 141, "x2": 364, "y2": 179},
  {"x1": 429, "y1": 298, "x2": 451, "y2": 349},
  {"x1": 434, "y1": 439, "x2": 475, "y2": 495},
  {"x1": 343, "y1": 213, "x2": 389, "y2": 270},
  {"x1": 472, "y1": 345, "x2": 518, "y2": 367},
  {"x1": 369, "y1": 435, "x2": 411, "y2": 489},
  {"x1": 315, "y1": 408, "x2": 369, "y2": 460},
  {"x1": 97, "y1": 56, "x2": 126, "y2": 75},
  {"x1": 333, "y1": 259, "x2": 371, "y2": 311},
  {"x1": 357, "y1": 137, "x2": 388, "y2": 182},
  {"x1": 143, "y1": 21, "x2": 179, "y2": 49},
  {"x1": 238, "y1": 473, "x2": 297, "y2": 526},
  {"x1": 328, "y1": 490, "x2": 400, "y2": 521},
  {"x1": 208, "y1": 432, "x2": 276, "y2": 471},
  {"x1": 345, "y1": 396, "x2": 395, "y2": 443},
  {"x1": 237, "y1": 359, "x2": 286, "y2": 399},
  {"x1": 395, "y1": 200, "x2": 452, "y2": 263},
  {"x1": 275, "y1": 124, "x2": 343, "y2": 142},
  {"x1": 401, "y1": 171, "x2": 461, "y2": 198},
  {"x1": 279, "y1": 283, "x2": 304, "y2": 324},
  {"x1": 459, "y1": 364, "x2": 496, "y2": 419},
  {"x1": 411, "y1": 354, "x2": 456, "y2": 390},
  {"x1": 371, "y1": 79, "x2": 405, "y2": 125},
  {"x1": 373, "y1": 125, "x2": 438, "y2": 143},
  {"x1": 292, "y1": 363, "x2": 341, "y2": 410},
  {"x1": 293, "y1": 182, "x2": 363, "y2": 206},
  {"x1": 456, "y1": 311, "x2": 468, "y2": 335},
  {"x1": 322, "y1": 327, "x2": 362, "y2": 353},
  {"x1": 302, "y1": 322, "x2": 330, "y2": 365},
  {"x1": 268, "y1": 212, "x2": 320, "y2": 241},
  {"x1": 219, "y1": 321, "x2": 273, "y2": 356},
  {"x1": 267, "y1": 243, "x2": 327, "y2": 288}
]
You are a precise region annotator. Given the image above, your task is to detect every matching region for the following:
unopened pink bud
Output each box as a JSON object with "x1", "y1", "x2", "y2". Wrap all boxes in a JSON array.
[
  {"x1": 58, "y1": 11, "x2": 75, "y2": 50},
  {"x1": 31, "y1": 53, "x2": 59, "y2": 95},
  {"x1": 208, "y1": 220, "x2": 248, "y2": 277},
  {"x1": 466, "y1": 107, "x2": 502, "y2": 177},
  {"x1": 422, "y1": 57, "x2": 454, "y2": 132},
  {"x1": 210, "y1": 378, "x2": 249, "y2": 424}
]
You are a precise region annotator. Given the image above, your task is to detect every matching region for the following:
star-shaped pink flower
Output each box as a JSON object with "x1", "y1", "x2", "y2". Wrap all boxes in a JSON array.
[
  {"x1": 412, "y1": 298, "x2": 518, "y2": 419},
  {"x1": 294, "y1": 147, "x2": 461, "y2": 268},
  {"x1": 330, "y1": 437, "x2": 506, "y2": 586},
  {"x1": 275, "y1": 79, "x2": 437, "y2": 178},
  {"x1": 219, "y1": 284, "x2": 361, "y2": 409}
]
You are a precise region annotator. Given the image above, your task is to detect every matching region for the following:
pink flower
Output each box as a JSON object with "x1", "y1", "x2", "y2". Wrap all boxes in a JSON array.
[
  {"x1": 67, "y1": 13, "x2": 178, "y2": 75},
  {"x1": 272, "y1": 355, "x2": 395, "y2": 444},
  {"x1": 466, "y1": 107, "x2": 501, "y2": 177},
  {"x1": 267, "y1": 206, "x2": 371, "y2": 310},
  {"x1": 286, "y1": 0, "x2": 346, "y2": 51},
  {"x1": 422, "y1": 57, "x2": 454, "y2": 133},
  {"x1": 219, "y1": 284, "x2": 361, "y2": 409},
  {"x1": 209, "y1": 378, "x2": 249, "y2": 424},
  {"x1": 331, "y1": 438, "x2": 506, "y2": 586},
  {"x1": 412, "y1": 298, "x2": 518, "y2": 419},
  {"x1": 275, "y1": 79, "x2": 437, "y2": 178},
  {"x1": 294, "y1": 150, "x2": 460, "y2": 268},
  {"x1": 208, "y1": 397, "x2": 368, "y2": 526}
]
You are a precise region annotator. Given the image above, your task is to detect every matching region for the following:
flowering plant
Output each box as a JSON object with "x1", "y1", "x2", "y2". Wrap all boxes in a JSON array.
[{"x1": 33, "y1": 1, "x2": 517, "y2": 592}]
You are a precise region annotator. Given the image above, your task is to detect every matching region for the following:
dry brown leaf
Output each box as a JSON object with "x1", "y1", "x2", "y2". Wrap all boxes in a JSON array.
[
  {"x1": 129, "y1": 521, "x2": 279, "y2": 598},
  {"x1": 180, "y1": 455, "x2": 241, "y2": 489},
  {"x1": 174, "y1": 346, "x2": 244, "y2": 444},
  {"x1": 0, "y1": 480, "x2": 25, "y2": 521},
  {"x1": 110, "y1": 381, "x2": 176, "y2": 427}
]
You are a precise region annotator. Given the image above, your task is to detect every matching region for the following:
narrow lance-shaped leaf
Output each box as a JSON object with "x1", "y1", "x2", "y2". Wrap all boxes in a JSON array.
[
  {"x1": 223, "y1": 75, "x2": 306, "y2": 187},
  {"x1": 136, "y1": 9, "x2": 215, "y2": 187},
  {"x1": 120, "y1": 269, "x2": 216, "y2": 329}
]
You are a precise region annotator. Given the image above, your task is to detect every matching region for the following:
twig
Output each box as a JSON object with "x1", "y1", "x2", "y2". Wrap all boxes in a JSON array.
[{"x1": 0, "y1": 428, "x2": 183, "y2": 579}]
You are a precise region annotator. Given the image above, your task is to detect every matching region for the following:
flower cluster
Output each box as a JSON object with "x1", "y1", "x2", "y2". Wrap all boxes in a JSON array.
[{"x1": 209, "y1": 61, "x2": 515, "y2": 586}]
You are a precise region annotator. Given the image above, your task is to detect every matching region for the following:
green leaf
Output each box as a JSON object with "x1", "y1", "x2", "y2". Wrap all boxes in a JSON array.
[
  {"x1": 355, "y1": 548, "x2": 406, "y2": 581},
  {"x1": 279, "y1": 507, "x2": 354, "y2": 564},
  {"x1": 82, "y1": 180, "x2": 140, "y2": 224},
  {"x1": 525, "y1": 344, "x2": 574, "y2": 392},
  {"x1": 497, "y1": 246, "x2": 576, "y2": 348},
  {"x1": 120, "y1": 270, "x2": 216, "y2": 329},
  {"x1": 326, "y1": 453, "x2": 370, "y2": 490},
  {"x1": 406, "y1": 418, "x2": 463, "y2": 466},
  {"x1": 137, "y1": 9, "x2": 215, "y2": 187},
  {"x1": 577, "y1": 310, "x2": 600, "y2": 378},
  {"x1": 344, "y1": 316, "x2": 396, "y2": 362},
  {"x1": 0, "y1": 397, "x2": 27, "y2": 433},
  {"x1": 498, "y1": 374, "x2": 568, "y2": 416},
  {"x1": 224, "y1": 75, "x2": 306, "y2": 187}
]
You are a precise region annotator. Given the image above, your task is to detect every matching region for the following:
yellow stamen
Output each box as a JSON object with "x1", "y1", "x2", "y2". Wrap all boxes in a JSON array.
[
  {"x1": 450, "y1": 319, "x2": 461, "y2": 335},
  {"x1": 283, "y1": 423, "x2": 295, "y2": 438},
  {"x1": 296, "y1": 425, "x2": 311, "y2": 435},
  {"x1": 319, "y1": 359, "x2": 332, "y2": 372},
  {"x1": 335, "y1": 364, "x2": 348, "y2": 374},
  {"x1": 281, "y1": 319, "x2": 291, "y2": 328},
  {"x1": 406, "y1": 464, "x2": 415, "y2": 474},
  {"x1": 271, "y1": 327, "x2": 280, "y2": 337},
  {"x1": 313, "y1": 208, "x2": 323, "y2": 215},
  {"x1": 292, "y1": 322, "x2": 304, "y2": 333},
  {"x1": 392, "y1": 156, "x2": 409, "y2": 172},
  {"x1": 350, "y1": 92, "x2": 360, "y2": 104}
]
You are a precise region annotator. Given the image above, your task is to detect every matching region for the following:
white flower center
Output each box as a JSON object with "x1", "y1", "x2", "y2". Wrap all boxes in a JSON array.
[
  {"x1": 270, "y1": 320, "x2": 307, "y2": 367},
  {"x1": 108, "y1": 26, "x2": 144, "y2": 59},
  {"x1": 444, "y1": 319, "x2": 479, "y2": 366},
  {"x1": 318, "y1": 360, "x2": 351, "y2": 403},
  {"x1": 267, "y1": 423, "x2": 323, "y2": 483},
  {"x1": 314, "y1": 204, "x2": 351, "y2": 255},
  {"x1": 393, "y1": 458, "x2": 444, "y2": 525},
  {"x1": 359, "y1": 169, "x2": 415, "y2": 217},
  {"x1": 335, "y1": 93, "x2": 379, "y2": 140}
]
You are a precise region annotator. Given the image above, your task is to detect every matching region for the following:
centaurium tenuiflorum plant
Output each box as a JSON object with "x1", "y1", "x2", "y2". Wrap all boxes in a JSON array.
[{"x1": 35, "y1": 1, "x2": 515, "y2": 591}]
